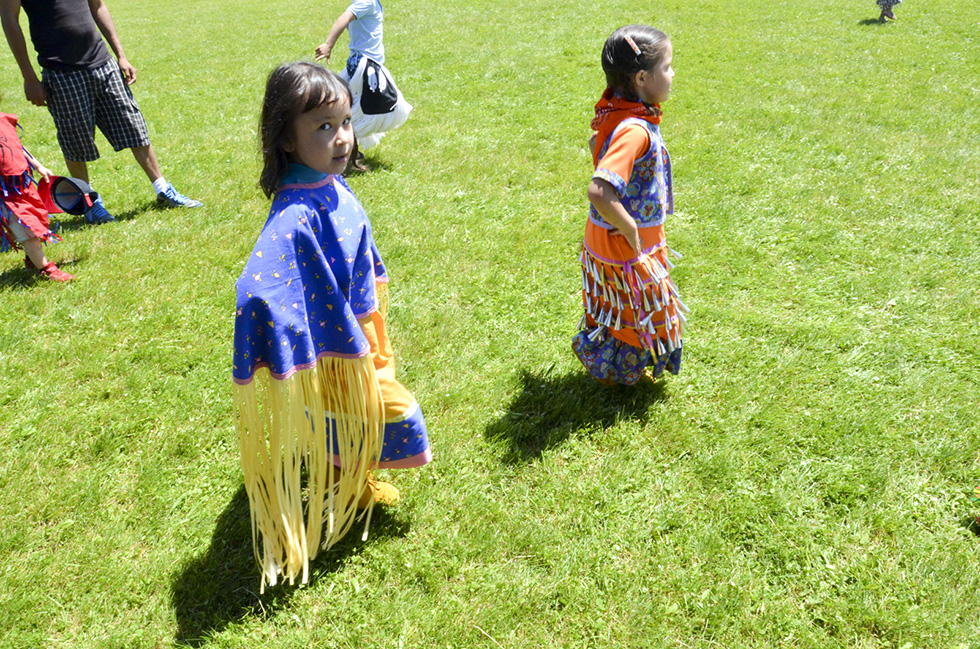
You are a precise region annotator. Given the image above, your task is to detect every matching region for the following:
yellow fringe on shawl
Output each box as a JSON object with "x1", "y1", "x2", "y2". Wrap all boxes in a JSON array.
[
  {"x1": 232, "y1": 353, "x2": 384, "y2": 592},
  {"x1": 377, "y1": 281, "x2": 390, "y2": 321}
]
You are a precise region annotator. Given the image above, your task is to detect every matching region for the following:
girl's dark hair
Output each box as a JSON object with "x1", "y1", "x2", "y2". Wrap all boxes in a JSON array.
[
  {"x1": 601, "y1": 25, "x2": 671, "y2": 101},
  {"x1": 259, "y1": 61, "x2": 352, "y2": 198}
]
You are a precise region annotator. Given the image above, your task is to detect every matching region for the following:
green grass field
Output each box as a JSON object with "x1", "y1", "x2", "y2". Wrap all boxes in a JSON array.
[{"x1": 2, "y1": 0, "x2": 979, "y2": 646}]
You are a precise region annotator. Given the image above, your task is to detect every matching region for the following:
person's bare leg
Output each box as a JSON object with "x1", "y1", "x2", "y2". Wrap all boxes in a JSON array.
[
  {"x1": 66, "y1": 158, "x2": 114, "y2": 222},
  {"x1": 65, "y1": 159, "x2": 89, "y2": 183},
  {"x1": 21, "y1": 238, "x2": 73, "y2": 280},
  {"x1": 133, "y1": 144, "x2": 202, "y2": 207},
  {"x1": 131, "y1": 144, "x2": 163, "y2": 182},
  {"x1": 22, "y1": 237, "x2": 48, "y2": 269}
]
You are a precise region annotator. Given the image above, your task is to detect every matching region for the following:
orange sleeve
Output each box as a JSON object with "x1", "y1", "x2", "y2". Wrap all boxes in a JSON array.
[{"x1": 592, "y1": 124, "x2": 651, "y2": 198}]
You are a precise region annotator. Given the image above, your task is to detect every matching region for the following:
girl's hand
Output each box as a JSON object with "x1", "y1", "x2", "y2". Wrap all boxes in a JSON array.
[
  {"x1": 611, "y1": 226, "x2": 644, "y2": 258},
  {"x1": 34, "y1": 163, "x2": 54, "y2": 182},
  {"x1": 24, "y1": 150, "x2": 54, "y2": 181},
  {"x1": 314, "y1": 43, "x2": 332, "y2": 62},
  {"x1": 588, "y1": 178, "x2": 644, "y2": 256}
]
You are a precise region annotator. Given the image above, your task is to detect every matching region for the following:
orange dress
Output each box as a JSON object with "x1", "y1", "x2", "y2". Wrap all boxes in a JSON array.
[{"x1": 572, "y1": 100, "x2": 688, "y2": 385}]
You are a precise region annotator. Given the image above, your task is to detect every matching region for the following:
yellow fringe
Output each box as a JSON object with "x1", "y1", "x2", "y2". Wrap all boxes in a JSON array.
[
  {"x1": 232, "y1": 354, "x2": 384, "y2": 592},
  {"x1": 377, "y1": 280, "x2": 389, "y2": 320}
]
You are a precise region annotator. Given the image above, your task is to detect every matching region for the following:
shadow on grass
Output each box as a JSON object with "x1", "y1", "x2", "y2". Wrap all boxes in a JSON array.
[
  {"x1": 0, "y1": 256, "x2": 83, "y2": 289},
  {"x1": 485, "y1": 366, "x2": 667, "y2": 464},
  {"x1": 960, "y1": 515, "x2": 980, "y2": 537},
  {"x1": 171, "y1": 484, "x2": 409, "y2": 646},
  {"x1": 345, "y1": 153, "x2": 393, "y2": 176},
  {"x1": 52, "y1": 202, "x2": 157, "y2": 233},
  {"x1": 857, "y1": 17, "x2": 886, "y2": 25}
]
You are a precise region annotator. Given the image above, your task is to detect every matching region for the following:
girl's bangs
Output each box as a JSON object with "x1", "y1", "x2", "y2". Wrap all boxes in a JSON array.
[{"x1": 302, "y1": 74, "x2": 349, "y2": 112}]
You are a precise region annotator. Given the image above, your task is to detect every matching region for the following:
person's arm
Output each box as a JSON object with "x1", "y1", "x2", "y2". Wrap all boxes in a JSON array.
[
  {"x1": 588, "y1": 179, "x2": 643, "y2": 255},
  {"x1": 87, "y1": 0, "x2": 135, "y2": 84},
  {"x1": 314, "y1": 10, "x2": 356, "y2": 63},
  {"x1": 587, "y1": 124, "x2": 652, "y2": 256},
  {"x1": 23, "y1": 148, "x2": 53, "y2": 180},
  {"x1": 0, "y1": 0, "x2": 45, "y2": 105}
]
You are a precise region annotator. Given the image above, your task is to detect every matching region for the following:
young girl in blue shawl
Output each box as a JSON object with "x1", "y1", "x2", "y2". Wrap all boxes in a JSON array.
[{"x1": 233, "y1": 62, "x2": 431, "y2": 590}]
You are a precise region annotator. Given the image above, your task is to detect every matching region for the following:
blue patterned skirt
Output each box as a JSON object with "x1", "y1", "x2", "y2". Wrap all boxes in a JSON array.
[{"x1": 572, "y1": 328, "x2": 682, "y2": 386}]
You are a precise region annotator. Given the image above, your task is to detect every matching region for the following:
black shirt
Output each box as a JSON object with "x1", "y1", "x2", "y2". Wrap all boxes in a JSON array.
[{"x1": 21, "y1": 0, "x2": 111, "y2": 71}]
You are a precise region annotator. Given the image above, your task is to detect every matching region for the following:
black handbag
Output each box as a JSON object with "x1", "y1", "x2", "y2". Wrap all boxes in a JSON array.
[{"x1": 359, "y1": 59, "x2": 399, "y2": 115}]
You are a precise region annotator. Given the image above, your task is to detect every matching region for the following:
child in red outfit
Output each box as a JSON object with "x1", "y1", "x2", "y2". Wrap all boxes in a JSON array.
[{"x1": 0, "y1": 111, "x2": 73, "y2": 281}]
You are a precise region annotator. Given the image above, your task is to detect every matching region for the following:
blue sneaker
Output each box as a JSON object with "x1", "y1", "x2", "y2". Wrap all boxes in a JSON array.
[
  {"x1": 157, "y1": 183, "x2": 203, "y2": 208},
  {"x1": 84, "y1": 196, "x2": 115, "y2": 224}
]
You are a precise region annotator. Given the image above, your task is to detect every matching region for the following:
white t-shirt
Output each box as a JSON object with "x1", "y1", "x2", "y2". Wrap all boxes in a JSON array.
[{"x1": 347, "y1": 0, "x2": 384, "y2": 64}]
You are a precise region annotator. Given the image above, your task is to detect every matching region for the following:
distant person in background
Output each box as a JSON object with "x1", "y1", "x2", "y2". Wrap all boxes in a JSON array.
[
  {"x1": 314, "y1": 0, "x2": 412, "y2": 169},
  {"x1": 877, "y1": 0, "x2": 901, "y2": 21},
  {"x1": 0, "y1": 0, "x2": 202, "y2": 224}
]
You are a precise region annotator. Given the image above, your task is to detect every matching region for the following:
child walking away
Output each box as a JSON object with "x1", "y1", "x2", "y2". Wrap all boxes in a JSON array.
[
  {"x1": 314, "y1": 0, "x2": 412, "y2": 158},
  {"x1": 0, "y1": 111, "x2": 72, "y2": 281},
  {"x1": 877, "y1": 0, "x2": 901, "y2": 21},
  {"x1": 233, "y1": 62, "x2": 431, "y2": 590},
  {"x1": 572, "y1": 25, "x2": 689, "y2": 386}
]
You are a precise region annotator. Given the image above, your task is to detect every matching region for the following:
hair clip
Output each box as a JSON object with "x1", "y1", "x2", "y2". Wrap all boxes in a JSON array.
[{"x1": 625, "y1": 36, "x2": 642, "y2": 56}]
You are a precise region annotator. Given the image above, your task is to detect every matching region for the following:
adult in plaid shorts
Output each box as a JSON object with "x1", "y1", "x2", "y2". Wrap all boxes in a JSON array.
[{"x1": 1, "y1": 0, "x2": 202, "y2": 223}]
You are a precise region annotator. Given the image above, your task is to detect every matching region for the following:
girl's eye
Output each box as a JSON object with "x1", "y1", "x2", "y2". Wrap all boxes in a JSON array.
[{"x1": 342, "y1": 117, "x2": 351, "y2": 126}]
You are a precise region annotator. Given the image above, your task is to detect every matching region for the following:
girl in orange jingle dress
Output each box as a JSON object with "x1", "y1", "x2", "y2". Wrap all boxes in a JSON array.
[{"x1": 572, "y1": 25, "x2": 689, "y2": 385}]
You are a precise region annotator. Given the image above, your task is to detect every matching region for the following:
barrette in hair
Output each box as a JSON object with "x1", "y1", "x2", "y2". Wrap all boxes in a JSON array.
[{"x1": 625, "y1": 36, "x2": 641, "y2": 56}]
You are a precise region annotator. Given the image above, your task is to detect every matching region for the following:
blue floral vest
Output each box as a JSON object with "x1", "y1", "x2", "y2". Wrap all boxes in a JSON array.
[{"x1": 591, "y1": 117, "x2": 673, "y2": 229}]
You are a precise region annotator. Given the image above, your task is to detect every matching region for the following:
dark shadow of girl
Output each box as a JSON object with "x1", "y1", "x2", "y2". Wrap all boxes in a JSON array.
[
  {"x1": 170, "y1": 484, "x2": 408, "y2": 646},
  {"x1": 484, "y1": 365, "x2": 667, "y2": 464}
]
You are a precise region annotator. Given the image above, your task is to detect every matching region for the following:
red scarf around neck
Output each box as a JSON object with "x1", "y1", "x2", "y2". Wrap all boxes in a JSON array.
[{"x1": 590, "y1": 89, "x2": 662, "y2": 167}]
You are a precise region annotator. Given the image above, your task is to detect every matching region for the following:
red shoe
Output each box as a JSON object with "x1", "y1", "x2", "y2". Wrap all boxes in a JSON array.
[{"x1": 39, "y1": 262, "x2": 74, "y2": 282}]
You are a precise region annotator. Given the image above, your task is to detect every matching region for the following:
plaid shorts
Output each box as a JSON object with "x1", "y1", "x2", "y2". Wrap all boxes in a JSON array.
[{"x1": 42, "y1": 59, "x2": 151, "y2": 162}]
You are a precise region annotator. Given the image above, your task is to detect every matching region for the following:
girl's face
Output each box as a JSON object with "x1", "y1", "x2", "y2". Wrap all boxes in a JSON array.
[
  {"x1": 284, "y1": 97, "x2": 354, "y2": 175},
  {"x1": 632, "y1": 40, "x2": 674, "y2": 104}
]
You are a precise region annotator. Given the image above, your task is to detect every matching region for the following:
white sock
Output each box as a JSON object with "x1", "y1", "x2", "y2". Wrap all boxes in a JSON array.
[{"x1": 152, "y1": 177, "x2": 168, "y2": 194}]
